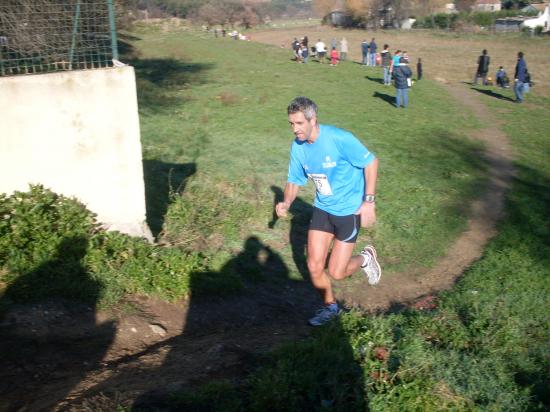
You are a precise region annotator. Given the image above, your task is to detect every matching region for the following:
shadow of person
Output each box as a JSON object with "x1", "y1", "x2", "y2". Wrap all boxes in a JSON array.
[
  {"x1": 128, "y1": 233, "x2": 364, "y2": 410},
  {"x1": 270, "y1": 185, "x2": 312, "y2": 282},
  {"x1": 142, "y1": 160, "x2": 196, "y2": 238},
  {"x1": 0, "y1": 237, "x2": 116, "y2": 411},
  {"x1": 65, "y1": 202, "x2": 366, "y2": 408},
  {"x1": 373, "y1": 90, "x2": 396, "y2": 107},
  {"x1": 470, "y1": 87, "x2": 515, "y2": 102},
  {"x1": 366, "y1": 75, "x2": 384, "y2": 84}
]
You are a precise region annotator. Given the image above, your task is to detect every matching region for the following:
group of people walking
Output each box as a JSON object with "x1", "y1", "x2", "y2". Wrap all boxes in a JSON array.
[
  {"x1": 291, "y1": 36, "x2": 421, "y2": 108},
  {"x1": 473, "y1": 49, "x2": 530, "y2": 103},
  {"x1": 292, "y1": 36, "x2": 349, "y2": 66},
  {"x1": 291, "y1": 37, "x2": 530, "y2": 108}
]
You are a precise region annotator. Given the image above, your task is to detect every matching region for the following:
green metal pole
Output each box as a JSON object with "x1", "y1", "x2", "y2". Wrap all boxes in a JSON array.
[
  {"x1": 69, "y1": 0, "x2": 81, "y2": 70},
  {"x1": 107, "y1": 0, "x2": 119, "y2": 61}
]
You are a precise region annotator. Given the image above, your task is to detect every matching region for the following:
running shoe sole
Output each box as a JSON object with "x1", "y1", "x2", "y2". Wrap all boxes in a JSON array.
[{"x1": 361, "y1": 245, "x2": 382, "y2": 285}]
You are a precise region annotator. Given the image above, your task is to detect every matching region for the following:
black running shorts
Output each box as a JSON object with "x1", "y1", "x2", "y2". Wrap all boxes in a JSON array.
[{"x1": 309, "y1": 207, "x2": 360, "y2": 243}]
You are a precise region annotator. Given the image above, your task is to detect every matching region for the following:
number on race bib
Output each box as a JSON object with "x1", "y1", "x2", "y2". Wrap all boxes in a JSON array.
[{"x1": 309, "y1": 173, "x2": 333, "y2": 196}]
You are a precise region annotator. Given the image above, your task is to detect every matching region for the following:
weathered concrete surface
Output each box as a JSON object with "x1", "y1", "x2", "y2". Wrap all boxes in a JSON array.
[{"x1": 0, "y1": 67, "x2": 152, "y2": 240}]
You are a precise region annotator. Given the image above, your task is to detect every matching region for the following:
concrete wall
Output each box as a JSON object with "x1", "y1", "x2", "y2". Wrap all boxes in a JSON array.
[{"x1": 0, "y1": 66, "x2": 153, "y2": 241}]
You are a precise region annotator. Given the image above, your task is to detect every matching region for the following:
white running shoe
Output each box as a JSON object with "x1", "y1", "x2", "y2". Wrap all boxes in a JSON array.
[{"x1": 361, "y1": 245, "x2": 382, "y2": 285}]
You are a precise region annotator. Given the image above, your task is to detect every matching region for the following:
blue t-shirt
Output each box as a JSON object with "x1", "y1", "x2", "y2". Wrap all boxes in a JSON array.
[
  {"x1": 287, "y1": 124, "x2": 376, "y2": 216},
  {"x1": 392, "y1": 55, "x2": 401, "y2": 67}
]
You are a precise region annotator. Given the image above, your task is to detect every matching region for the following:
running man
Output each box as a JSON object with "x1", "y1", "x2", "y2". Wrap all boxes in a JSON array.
[{"x1": 276, "y1": 97, "x2": 381, "y2": 326}]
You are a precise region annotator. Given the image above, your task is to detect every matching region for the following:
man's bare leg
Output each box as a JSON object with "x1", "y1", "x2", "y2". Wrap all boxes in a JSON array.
[
  {"x1": 307, "y1": 230, "x2": 336, "y2": 304},
  {"x1": 327, "y1": 239, "x2": 364, "y2": 280}
]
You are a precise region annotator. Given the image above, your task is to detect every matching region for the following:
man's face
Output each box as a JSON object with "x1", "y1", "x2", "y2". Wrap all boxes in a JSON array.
[{"x1": 288, "y1": 111, "x2": 316, "y2": 142}]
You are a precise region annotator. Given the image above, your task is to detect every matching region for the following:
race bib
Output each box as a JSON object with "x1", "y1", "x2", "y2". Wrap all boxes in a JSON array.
[{"x1": 309, "y1": 173, "x2": 333, "y2": 196}]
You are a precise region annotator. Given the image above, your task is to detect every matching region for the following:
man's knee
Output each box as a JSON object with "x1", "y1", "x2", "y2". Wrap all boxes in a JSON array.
[
  {"x1": 327, "y1": 267, "x2": 346, "y2": 280},
  {"x1": 307, "y1": 258, "x2": 325, "y2": 277}
]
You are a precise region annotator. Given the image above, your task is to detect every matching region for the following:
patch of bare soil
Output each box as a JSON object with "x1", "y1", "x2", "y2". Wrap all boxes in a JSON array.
[{"x1": 0, "y1": 84, "x2": 514, "y2": 411}]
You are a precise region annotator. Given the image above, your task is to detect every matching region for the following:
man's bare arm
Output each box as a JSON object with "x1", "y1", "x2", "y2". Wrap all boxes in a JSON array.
[
  {"x1": 275, "y1": 182, "x2": 299, "y2": 218},
  {"x1": 357, "y1": 158, "x2": 379, "y2": 227}
]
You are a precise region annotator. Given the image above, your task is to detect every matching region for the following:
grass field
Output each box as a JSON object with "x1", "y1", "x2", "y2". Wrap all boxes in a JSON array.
[
  {"x1": 127, "y1": 23, "x2": 548, "y2": 410},
  {"x1": 129, "y1": 21, "x2": 489, "y2": 279},
  {"x1": 250, "y1": 24, "x2": 550, "y2": 96},
  {"x1": 1, "y1": 21, "x2": 548, "y2": 410}
]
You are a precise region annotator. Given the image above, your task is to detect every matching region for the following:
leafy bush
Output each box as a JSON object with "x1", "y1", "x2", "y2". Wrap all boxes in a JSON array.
[
  {"x1": 0, "y1": 185, "x2": 97, "y2": 276},
  {"x1": 85, "y1": 231, "x2": 204, "y2": 303},
  {"x1": 0, "y1": 185, "x2": 205, "y2": 306},
  {"x1": 413, "y1": 10, "x2": 532, "y2": 31}
]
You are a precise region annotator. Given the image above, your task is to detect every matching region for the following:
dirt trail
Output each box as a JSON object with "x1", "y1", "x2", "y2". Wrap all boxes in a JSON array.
[
  {"x1": 0, "y1": 84, "x2": 514, "y2": 411},
  {"x1": 337, "y1": 82, "x2": 515, "y2": 309}
]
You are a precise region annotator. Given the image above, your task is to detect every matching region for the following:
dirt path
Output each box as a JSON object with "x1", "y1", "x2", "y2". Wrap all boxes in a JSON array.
[
  {"x1": 0, "y1": 83, "x2": 514, "y2": 411},
  {"x1": 336, "y1": 82, "x2": 515, "y2": 309}
]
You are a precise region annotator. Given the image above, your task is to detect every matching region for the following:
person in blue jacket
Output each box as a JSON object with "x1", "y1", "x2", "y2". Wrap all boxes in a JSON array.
[
  {"x1": 393, "y1": 57, "x2": 413, "y2": 108},
  {"x1": 369, "y1": 38, "x2": 377, "y2": 66},
  {"x1": 361, "y1": 39, "x2": 369, "y2": 65},
  {"x1": 514, "y1": 51, "x2": 528, "y2": 103},
  {"x1": 275, "y1": 97, "x2": 381, "y2": 326}
]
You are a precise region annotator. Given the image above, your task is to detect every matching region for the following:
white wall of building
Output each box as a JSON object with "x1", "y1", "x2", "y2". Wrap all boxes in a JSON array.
[
  {"x1": 0, "y1": 66, "x2": 153, "y2": 241},
  {"x1": 522, "y1": 5, "x2": 550, "y2": 32}
]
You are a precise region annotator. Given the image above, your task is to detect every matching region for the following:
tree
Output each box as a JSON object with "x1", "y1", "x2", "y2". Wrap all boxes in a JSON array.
[
  {"x1": 312, "y1": 0, "x2": 337, "y2": 18},
  {"x1": 411, "y1": 0, "x2": 448, "y2": 28},
  {"x1": 390, "y1": 0, "x2": 417, "y2": 24},
  {"x1": 344, "y1": 0, "x2": 377, "y2": 26},
  {"x1": 192, "y1": 0, "x2": 261, "y2": 29},
  {"x1": 195, "y1": 2, "x2": 226, "y2": 26},
  {"x1": 236, "y1": 4, "x2": 259, "y2": 29},
  {"x1": 502, "y1": 0, "x2": 531, "y2": 10}
]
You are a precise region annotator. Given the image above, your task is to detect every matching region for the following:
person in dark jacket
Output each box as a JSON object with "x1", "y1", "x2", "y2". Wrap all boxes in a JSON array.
[
  {"x1": 417, "y1": 58, "x2": 423, "y2": 80},
  {"x1": 380, "y1": 44, "x2": 392, "y2": 85},
  {"x1": 361, "y1": 39, "x2": 369, "y2": 65},
  {"x1": 369, "y1": 38, "x2": 377, "y2": 66},
  {"x1": 473, "y1": 49, "x2": 490, "y2": 85},
  {"x1": 514, "y1": 51, "x2": 528, "y2": 103},
  {"x1": 393, "y1": 57, "x2": 412, "y2": 108}
]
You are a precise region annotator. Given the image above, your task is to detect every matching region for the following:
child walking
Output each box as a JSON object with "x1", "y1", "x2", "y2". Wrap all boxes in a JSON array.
[{"x1": 330, "y1": 47, "x2": 339, "y2": 66}]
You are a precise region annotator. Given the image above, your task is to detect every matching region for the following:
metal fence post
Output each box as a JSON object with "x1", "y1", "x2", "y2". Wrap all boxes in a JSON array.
[
  {"x1": 69, "y1": 0, "x2": 82, "y2": 70},
  {"x1": 107, "y1": 0, "x2": 119, "y2": 61}
]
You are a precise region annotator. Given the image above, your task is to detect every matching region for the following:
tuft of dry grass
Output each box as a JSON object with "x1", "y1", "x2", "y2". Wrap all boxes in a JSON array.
[
  {"x1": 217, "y1": 91, "x2": 241, "y2": 106},
  {"x1": 251, "y1": 27, "x2": 550, "y2": 95}
]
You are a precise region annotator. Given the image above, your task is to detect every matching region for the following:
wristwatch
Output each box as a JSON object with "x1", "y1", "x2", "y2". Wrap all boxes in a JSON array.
[{"x1": 364, "y1": 194, "x2": 376, "y2": 203}]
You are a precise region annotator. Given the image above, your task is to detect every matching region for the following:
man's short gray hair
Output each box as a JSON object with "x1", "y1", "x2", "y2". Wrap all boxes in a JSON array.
[{"x1": 287, "y1": 96, "x2": 318, "y2": 121}]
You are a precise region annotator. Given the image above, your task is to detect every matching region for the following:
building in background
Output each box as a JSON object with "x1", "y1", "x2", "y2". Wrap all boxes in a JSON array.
[
  {"x1": 522, "y1": 3, "x2": 550, "y2": 32},
  {"x1": 472, "y1": 0, "x2": 502, "y2": 12}
]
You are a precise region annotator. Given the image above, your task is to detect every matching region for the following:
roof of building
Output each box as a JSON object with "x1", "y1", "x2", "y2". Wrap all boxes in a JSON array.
[{"x1": 531, "y1": 3, "x2": 549, "y2": 12}]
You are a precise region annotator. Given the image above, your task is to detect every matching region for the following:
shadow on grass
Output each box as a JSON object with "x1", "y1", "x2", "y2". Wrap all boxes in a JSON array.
[
  {"x1": 373, "y1": 90, "x2": 395, "y2": 107},
  {"x1": 129, "y1": 237, "x2": 365, "y2": 411},
  {"x1": 470, "y1": 87, "x2": 515, "y2": 102},
  {"x1": 132, "y1": 58, "x2": 215, "y2": 113},
  {"x1": 142, "y1": 160, "x2": 196, "y2": 239},
  {"x1": 117, "y1": 37, "x2": 214, "y2": 114},
  {"x1": 366, "y1": 75, "x2": 384, "y2": 84},
  {"x1": 70, "y1": 187, "x2": 366, "y2": 410},
  {"x1": 0, "y1": 237, "x2": 116, "y2": 411},
  {"x1": 269, "y1": 185, "x2": 312, "y2": 282}
]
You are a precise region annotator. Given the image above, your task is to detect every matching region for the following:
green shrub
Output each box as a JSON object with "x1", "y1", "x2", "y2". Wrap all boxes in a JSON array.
[
  {"x1": 0, "y1": 185, "x2": 97, "y2": 277},
  {"x1": 0, "y1": 185, "x2": 206, "y2": 306},
  {"x1": 85, "y1": 231, "x2": 204, "y2": 303}
]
